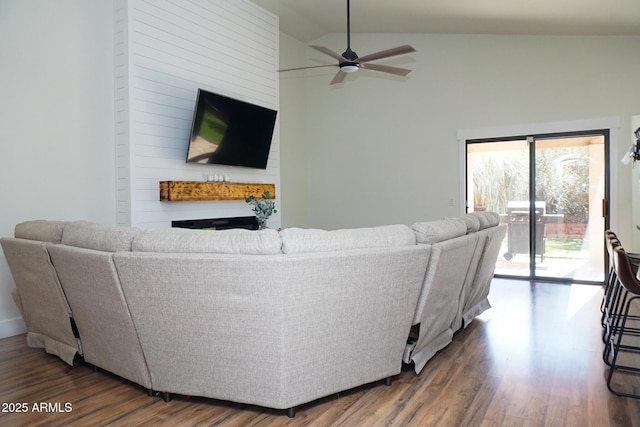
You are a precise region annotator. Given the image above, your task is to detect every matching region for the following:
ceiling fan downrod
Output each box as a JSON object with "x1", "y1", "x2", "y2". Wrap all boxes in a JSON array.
[{"x1": 341, "y1": 0, "x2": 359, "y2": 71}]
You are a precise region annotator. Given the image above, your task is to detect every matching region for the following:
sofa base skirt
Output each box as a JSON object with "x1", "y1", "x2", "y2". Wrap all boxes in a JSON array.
[
  {"x1": 409, "y1": 329, "x2": 454, "y2": 374},
  {"x1": 462, "y1": 299, "x2": 491, "y2": 328},
  {"x1": 160, "y1": 375, "x2": 396, "y2": 418},
  {"x1": 27, "y1": 332, "x2": 78, "y2": 366}
]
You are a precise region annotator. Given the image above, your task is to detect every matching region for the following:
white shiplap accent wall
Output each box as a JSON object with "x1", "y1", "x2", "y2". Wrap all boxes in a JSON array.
[{"x1": 115, "y1": 0, "x2": 280, "y2": 228}]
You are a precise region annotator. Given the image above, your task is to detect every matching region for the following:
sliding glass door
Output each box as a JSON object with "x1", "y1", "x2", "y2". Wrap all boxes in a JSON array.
[{"x1": 466, "y1": 131, "x2": 608, "y2": 283}]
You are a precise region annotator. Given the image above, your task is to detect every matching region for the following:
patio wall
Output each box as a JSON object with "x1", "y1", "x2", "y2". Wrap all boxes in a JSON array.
[{"x1": 544, "y1": 223, "x2": 587, "y2": 239}]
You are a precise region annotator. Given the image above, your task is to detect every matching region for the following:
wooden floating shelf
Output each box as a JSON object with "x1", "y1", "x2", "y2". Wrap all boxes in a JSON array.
[{"x1": 159, "y1": 181, "x2": 275, "y2": 202}]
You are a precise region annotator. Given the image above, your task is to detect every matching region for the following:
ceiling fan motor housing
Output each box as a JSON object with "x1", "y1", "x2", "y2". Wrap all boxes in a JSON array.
[
  {"x1": 341, "y1": 47, "x2": 358, "y2": 60},
  {"x1": 339, "y1": 47, "x2": 360, "y2": 73}
]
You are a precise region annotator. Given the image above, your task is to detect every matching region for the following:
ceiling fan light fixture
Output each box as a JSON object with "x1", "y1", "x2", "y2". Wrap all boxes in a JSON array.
[{"x1": 340, "y1": 63, "x2": 359, "y2": 73}]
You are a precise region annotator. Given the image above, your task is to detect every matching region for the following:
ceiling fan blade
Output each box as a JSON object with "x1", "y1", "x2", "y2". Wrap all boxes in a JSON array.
[
  {"x1": 360, "y1": 62, "x2": 413, "y2": 77},
  {"x1": 309, "y1": 45, "x2": 348, "y2": 62},
  {"x1": 356, "y1": 45, "x2": 416, "y2": 63},
  {"x1": 278, "y1": 64, "x2": 338, "y2": 72},
  {"x1": 330, "y1": 71, "x2": 348, "y2": 85}
]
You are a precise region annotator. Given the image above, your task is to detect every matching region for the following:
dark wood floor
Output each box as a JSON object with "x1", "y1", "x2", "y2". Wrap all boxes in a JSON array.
[{"x1": 2, "y1": 278, "x2": 640, "y2": 426}]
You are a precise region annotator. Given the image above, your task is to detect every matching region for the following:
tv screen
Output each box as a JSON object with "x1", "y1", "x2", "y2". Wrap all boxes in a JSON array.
[{"x1": 185, "y1": 89, "x2": 277, "y2": 169}]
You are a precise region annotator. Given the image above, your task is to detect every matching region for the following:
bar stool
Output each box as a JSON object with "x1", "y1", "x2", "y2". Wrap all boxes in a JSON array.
[
  {"x1": 606, "y1": 246, "x2": 640, "y2": 399},
  {"x1": 601, "y1": 230, "x2": 619, "y2": 319},
  {"x1": 600, "y1": 230, "x2": 621, "y2": 327},
  {"x1": 601, "y1": 232, "x2": 640, "y2": 345},
  {"x1": 602, "y1": 238, "x2": 640, "y2": 359},
  {"x1": 602, "y1": 236, "x2": 628, "y2": 346}
]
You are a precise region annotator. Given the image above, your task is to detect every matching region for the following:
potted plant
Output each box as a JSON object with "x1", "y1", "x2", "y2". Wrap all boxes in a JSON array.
[{"x1": 246, "y1": 191, "x2": 277, "y2": 229}]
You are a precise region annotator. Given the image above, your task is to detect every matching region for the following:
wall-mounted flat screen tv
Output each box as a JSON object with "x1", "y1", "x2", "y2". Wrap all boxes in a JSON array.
[{"x1": 185, "y1": 88, "x2": 277, "y2": 169}]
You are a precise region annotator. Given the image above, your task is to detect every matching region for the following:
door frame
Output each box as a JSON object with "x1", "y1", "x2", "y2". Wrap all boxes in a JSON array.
[
  {"x1": 458, "y1": 117, "x2": 619, "y2": 231},
  {"x1": 458, "y1": 117, "x2": 620, "y2": 283}
]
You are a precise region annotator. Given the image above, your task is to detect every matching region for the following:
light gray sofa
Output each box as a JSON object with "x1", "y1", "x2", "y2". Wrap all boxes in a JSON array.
[
  {"x1": 1, "y1": 213, "x2": 504, "y2": 416},
  {"x1": 2, "y1": 220, "x2": 430, "y2": 416}
]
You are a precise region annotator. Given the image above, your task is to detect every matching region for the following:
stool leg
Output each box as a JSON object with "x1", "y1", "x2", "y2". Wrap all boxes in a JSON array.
[{"x1": 607, "y1": 296, "x2": 640, "y2": 399}]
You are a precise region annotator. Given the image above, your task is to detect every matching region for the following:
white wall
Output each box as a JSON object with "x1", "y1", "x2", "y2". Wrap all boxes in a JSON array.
[
  {"x1": 116, "y1": 0, "x2": 280, "y2": 229},
  {"x1": 280, "y1": 34, "x2": 640, "y2": 238},
  {"x1": 0, "y1": 0, "x2": 115, "y2": 337},
  {"x1": 278, "y1": 33, "x2": 311, "y2": 227}
]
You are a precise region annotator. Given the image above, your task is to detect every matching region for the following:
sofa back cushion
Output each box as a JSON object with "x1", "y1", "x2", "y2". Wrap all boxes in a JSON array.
[
  {"x1": 280, "y1": 224, "x2": 416, "y2": 254},
  {"x1": 61, "y1": 222, "x2": 138, "y2": 252},
  {"x1": 15, "y1": 220, "x2": 67, "y2": 243},
  {"x1": 47, "y1": 244, "x2": 152, "y2": 388},
  {"x1": 460, "y1": 214, "x2": 481, "y2": 233},
  {"x1": 408, "y1": 231, "x2": 480, "y2": 372},
  {"x1": 131, "y1": 227, "x2": 282, "y2": 255},
  {"x1": 469, "y1": 211, "x2": 500, "y2": 229},
  {"x1": 411, "y1": 218, "x2": 467, "y2": 244}
]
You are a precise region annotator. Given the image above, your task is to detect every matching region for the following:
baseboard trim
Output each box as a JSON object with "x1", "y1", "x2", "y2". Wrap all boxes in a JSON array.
[{"x1": 0, "y1": 317, "x2": 26, "y2": 339}]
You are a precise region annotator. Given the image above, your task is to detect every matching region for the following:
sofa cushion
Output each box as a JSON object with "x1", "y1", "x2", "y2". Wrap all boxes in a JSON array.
[
  {"x1": 411, "y1": 218, "x2": 467, "y2": 244},
  {"x1": 131, "y1": 227, "x2": 282, "y2": 255},
  {"x1": 15, "y1": 220, "x2": 67, "y2": 243},
  {"x1": 280, "y1": 224, "x2": 416, "y2": 254},
  {"x1": 470, "y1": 212, "x2": 500, "y2": 229},
  {"x1": 61, "y1": 221, "x2": 138, "y2": 252},
  {"x1": 460, "y1": 214, "x2": 481, "y2": 233}
]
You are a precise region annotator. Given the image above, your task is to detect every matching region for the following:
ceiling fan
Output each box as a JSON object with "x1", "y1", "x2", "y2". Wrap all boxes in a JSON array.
[{"x1": 278, "y1": 0, "x2": 416, "y2": 85}]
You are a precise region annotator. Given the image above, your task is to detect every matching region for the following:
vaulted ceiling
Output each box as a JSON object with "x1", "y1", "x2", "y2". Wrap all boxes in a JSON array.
[{"x1": 251, "y1": 0, "x2": 640, "y2": 43}]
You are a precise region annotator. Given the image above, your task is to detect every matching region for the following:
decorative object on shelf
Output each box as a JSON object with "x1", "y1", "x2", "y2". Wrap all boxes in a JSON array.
[
  {"x1": 206, "y1": 174, "x2": 230, "y2": 182},
  {"x1": 621, "y1": 127, "x2": 640, "y2": 165},
  {"x1": 246, "y1": 191, "x2": 277, "y2": 229}
]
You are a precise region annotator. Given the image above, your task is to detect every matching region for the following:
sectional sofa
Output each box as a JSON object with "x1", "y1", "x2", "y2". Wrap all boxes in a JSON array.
[{"x1": 1, "y1": 212, "x2": 505, "y2": 417}]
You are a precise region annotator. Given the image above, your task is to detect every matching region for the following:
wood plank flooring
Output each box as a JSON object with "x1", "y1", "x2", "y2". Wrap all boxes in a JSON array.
[{"x1": 2, "y1": 278, "x2": 640, "y2": 426}]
